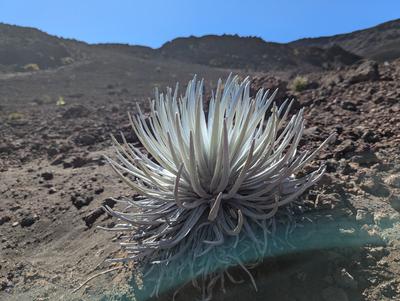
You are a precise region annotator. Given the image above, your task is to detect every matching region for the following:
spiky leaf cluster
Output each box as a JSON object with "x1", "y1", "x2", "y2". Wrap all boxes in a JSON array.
[{"x1": 104, "y1": 75, "x2": 332, "y2": 298}]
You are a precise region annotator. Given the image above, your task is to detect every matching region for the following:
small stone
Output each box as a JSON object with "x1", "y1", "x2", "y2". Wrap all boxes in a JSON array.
[
  {"x1": 334, "y1": 140, "x2": 356, "y2": 159},
  {"x1": 83, "y1": 208, "x2": 105, "y2": 228},
  {"x1": 0, "y1": 215, "x2": 11, "y2": 226},
  {"x1": 40, "y1": 171, "x2": 54, "y2": 181},
  {"x1": 355, "y1": 209, "x2": 373, "y2": 224},
  {"x1": 384, "y1": 174, "x2": 400, "y2": 188},
  {"x1": 339, "y1": 228, "x2": 356, "y2": 236},
  {"x1": 351, "y1": 147, "x2": 379, "y2": 166},
  {"x1": 74, "y1": 133, "x2": 97, "y2": 146},
  {"x1": 388, "y1": 194, "x2": 400, "y2": 211},
  {"x1": 51, "y1": 275, "x2": 61, "y2": 282},
  {"x1": 51, "y1": 155, "x2": 65, "y2": 166},
  {"x1": 102, "y1": 198, "x2": 117, "y2": 208},
  {"x1": 63, "y1": 156, "x2": 91, "y2": 169},
  {"x1": 11, "y1": 222, "x2": 19, "y2": 227},
  {"x1": 322, "y1": 286, "x2": 349, "y2": 301},
  {"x1": 48, "y1": 187, "x2": 57, "y2": 194},
  {"x1": 334, "y1": 268, "x2": 357, "y2": 289},
  {"x1": 47, "y1": 147, "x2": 59, "y2": 157},
  {"x1": 360, "y1": 224, "x2": 382, "y2": 243},
  {"x1": 71, "y1": 194, "x2": 93, "y2": 209},
  {"x1": 362, "y1": 130, "x2": 380, "y2": 143},
  {"x1": 369, "y1": 247, "x2": 388, "y2": 260},
  {"x1": 360, "y1": 177, "x2": 390, "y2": 197},
  {"x1": 346, "y1": 60, "x2": 379, "y2": 84},
  {"x1": 315, "y1": 194, "x2": 338, "y2": 210},
  {"x1": 341, "y1": 101, "x2": 357, "y2": 111},
  {"x1": 62, "y1": 104, "x2": 90, "y2": 119},
  {"x1": 325, "y1": 159, "x2": 338, "y2": 173},
  {"x1": 374, "y1": 211, "x2": 392, "y2": 228},
  {"x1": 20, "y1": 216, "x2": 36, "y2": 228},
  {"x1": 94, "y1": 187, "x2": 104, "y2": 195}
]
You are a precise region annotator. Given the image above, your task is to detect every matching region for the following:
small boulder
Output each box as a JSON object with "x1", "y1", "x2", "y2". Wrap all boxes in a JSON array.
[
  {"x1": 0, "y1": 215, "x2": 11, "y2": 226},
  {"x1": 71, "y1": 194, "x2": 94, "y2": 209},
  {"x1": 40, "y1": 171, "x2": 54, "y2": 181},
  {"x1": 83, "y1": 208, "x2": 105, "y2": 228},
  {"x1": 20, "y1": 215, "x2": 37, "y2": 228},
  {"x1": 62, "y1": 105, "x2": 90, "y2": 119},
  {"x1": 74, "y1": 133, "x2": 97, "y2": 146},
  {"x1": 334, "y1": 268, "x2": 357, "y2": 289},
  {"x1": 346, "y1": 60, "x2": 379, "y2": 84},
  {"x1": 360, "y1": 176, "x2": 390, "y2": 197},
  {"x1": 384, "y1": 174, "x2": 400, "y2": 188}
]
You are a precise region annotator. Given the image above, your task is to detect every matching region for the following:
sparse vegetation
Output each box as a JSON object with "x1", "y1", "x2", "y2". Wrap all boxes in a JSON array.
[
  {"x1": 291, "y1": 75, "x2": 309, "y2": 92},
  {"x1": 23, "y1": 63, "x2": 40, "y2": 71},
  {"x1": 56, "y1": 96, "x2": 66, "y2": 106},
  {"x1": 8, "y1": 112, "x2": 24, "y2": 121},
  {"x1": 61, "y1": 57, "x2": 74, "y2": 65}
]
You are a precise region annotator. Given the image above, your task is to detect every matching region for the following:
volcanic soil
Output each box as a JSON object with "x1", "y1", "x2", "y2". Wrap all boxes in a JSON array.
[{"x1": 1, "y1": 43, "x2": 400, "y2": 300}]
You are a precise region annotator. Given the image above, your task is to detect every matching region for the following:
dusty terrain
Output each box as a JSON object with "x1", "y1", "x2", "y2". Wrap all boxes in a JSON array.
[{"x1": 1, "y1": 20, "x2": 400, "y2": 301}]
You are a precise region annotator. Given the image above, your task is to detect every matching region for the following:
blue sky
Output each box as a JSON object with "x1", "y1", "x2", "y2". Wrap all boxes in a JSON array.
[{"x1": 1, "y1": 1, "x2": 399, "y2": 48}]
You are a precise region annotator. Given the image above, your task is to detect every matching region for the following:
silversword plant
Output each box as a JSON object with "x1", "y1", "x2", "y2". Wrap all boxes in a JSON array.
[{"x1": 104, "y1": 74, "x2": 333, "y2": 299}]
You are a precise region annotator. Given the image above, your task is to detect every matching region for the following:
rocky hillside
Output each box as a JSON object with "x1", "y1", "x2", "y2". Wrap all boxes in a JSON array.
[
  {"x1": 1, "y1": 54, "x2": 400, "y2": 300},
  {"x1": 2, "y1": 19, "x2": 400, "y2": 74},
  {"x1": 0, "y1": 24, "x2": 361, "y2": 74},
  {"x1": 158, "y1": 35, "x2": 361, "y2": 72},
  {"x1": 0, "y1": 23, "x2": 88, "y2": 72},
  {"x1": 290, "y1": 19, "x2": 400, "y2": 62}
]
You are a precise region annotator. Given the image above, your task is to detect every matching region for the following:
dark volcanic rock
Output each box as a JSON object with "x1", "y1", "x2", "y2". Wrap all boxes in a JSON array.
[
  {"x1": 40, "y1": 171, "x2": 54, "y2": 181},
  {"x1": 346, "y1": 60, "x2": 380, "y2": 84},
  {"x1": 62, "y1": 105, "x2": 90, "y2": 119},
  {"x1": 83, "y1": 198, "x2": 117, "y2": 227},
  {"x1": 0, "y1": 143, "x2": 12, "y2": 154},
  {"x1": 74, "y1": 133, "x2": 97, "y2": 146},
  {"x1": 351, "y1": 146, "x2": 380, "y2": 166},
  {"x1": 102, "y1": 197, "x2": 117, "y2": 208},
  {"x1": 334, "y1": 140, "x2": 356, "y2": 159},
  {"x1": 70, "y1": 194, "x2": 94, "y2": 209},
  {"x1": 63, "y1": 156, "x2": 92, "y2": 168},
  {"x1": 0, "y1": 215, "x2": 11, "y2": 226},
  {"x1": 83, "y1": 208, "x2": 104, "y2": 228},
  {"x1": 20, "y1": 216, "x2": 36, "y2": 228},
  {"x1": 360, "y1": 176, "x2": 390, "y2": 197},
  {"x1": 340, "y1": 101, "x2": 358, "y2": 111},
  {"x1": 115, "y1": 124, "x2": 139, "y2": 144}
]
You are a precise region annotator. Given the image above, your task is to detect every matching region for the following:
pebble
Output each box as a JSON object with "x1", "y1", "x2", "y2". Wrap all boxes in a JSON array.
[
  {"x1": 40, "y1": 171, "x2": 54, "y2": 181},
  {"x1": 0, "y1": 215, "x2": 11, "y2": 226},
  {"x1": 70, "y1": 194, "x2": 93, "y2": 209},
  {"x1": 334, "y1": 268, "x2": 357, "y2": 289},
  {"x1": 359, "y1": 177, "x2": 390, "y2": 197},
  {"x1": 369, "y1": 246, "x2": 388, "y2": 260},
  {"x1": 48, "y1": 187, "x2": 57, "y2": 194},
  {"x1": 83, "y1": 208, "x2": 105, "y2": 228},
  {"x1": 355, "y1": 209, "x2": 373, "y2": 224},
  {"x1": 388, "y1": 194, "x2": 400, "y2": 211},
  {"x1": 20, "y1": 216, "x2": 36, "y2": 228},
  {"x1": 339, "y1": 228, "x2": 356, "y2": 236},
  {"x1": 385, "y1": 174, "x2": 400, "y2": 188},
  {"x1": 374, "y1": 211, "x2": 392, "y2": 228}
]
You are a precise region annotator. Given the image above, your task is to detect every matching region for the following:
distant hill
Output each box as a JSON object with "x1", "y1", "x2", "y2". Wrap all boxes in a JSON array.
[
  {"x1": 157, "y1": 35, "x2": 360, "y2": 72},
  {"x1": 0, "y1": 23, "x2": 87, "y2": 72},
  {"x1": 1, "y1": 18, "x2": 400, "y2": 74},
  {"x1": 290, "y1": 19, "x2": 400, "y2": 61}
]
